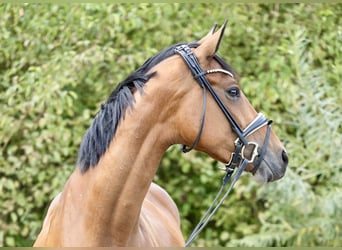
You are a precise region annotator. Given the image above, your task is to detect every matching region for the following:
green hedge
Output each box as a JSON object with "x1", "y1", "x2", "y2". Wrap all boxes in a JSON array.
[{"x1": 0, "y1": 3, "x2": 341, "y2": 247}]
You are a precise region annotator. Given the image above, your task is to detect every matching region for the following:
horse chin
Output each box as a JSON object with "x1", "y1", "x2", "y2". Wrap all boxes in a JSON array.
[
  {"x1": 252, "y1": 162, "x2": 277, "y2": 184},
  {"x1": 252, "y1": 159, "x2": 286, "y2": 183},
  {"x1": 252, "y1": 167, "x2": 270, "y2": 184}
]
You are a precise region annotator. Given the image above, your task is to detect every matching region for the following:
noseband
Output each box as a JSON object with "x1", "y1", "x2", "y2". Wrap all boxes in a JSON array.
[{"x1": 174, "y1": 44, "x2": 272, "y2": 246}]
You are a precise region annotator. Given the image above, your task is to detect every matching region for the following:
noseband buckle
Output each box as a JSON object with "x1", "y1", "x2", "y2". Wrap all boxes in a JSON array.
[
  {"x1": 241, "y1": 141, "x2": 259, "y2": 164},
  {"x1": 224, "y1": 140, "x2": 260, "y2": 171}
]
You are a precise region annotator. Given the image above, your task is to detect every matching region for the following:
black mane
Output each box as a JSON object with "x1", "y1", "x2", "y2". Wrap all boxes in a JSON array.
[
  {"x1": 77, "y1": 42, "x2": 197, "y2": 172},
  {"x1": 77, "y1": 42, "x2": 236, "y2": 173}
]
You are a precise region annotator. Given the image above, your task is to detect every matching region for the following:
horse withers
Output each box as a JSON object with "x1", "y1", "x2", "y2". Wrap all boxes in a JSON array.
[{"x1": 34, "y1": 22, "x2": 288, "y2": 247}]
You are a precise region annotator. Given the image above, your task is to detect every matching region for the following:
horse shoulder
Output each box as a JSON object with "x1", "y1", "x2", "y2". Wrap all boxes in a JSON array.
[
  {"x1": 147, "y1": 182, "x2": 181, "y2": 225},
  {"x1": 132, "y1": 182, "x2": 184, "y2": 246},
  {"x1": 34, "y1": 192, "x2": 62, "y2": 246}
]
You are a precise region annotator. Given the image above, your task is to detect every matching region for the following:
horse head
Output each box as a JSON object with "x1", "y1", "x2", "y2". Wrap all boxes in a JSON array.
[{"x1": 151, "y1": 22, "x2": 288, "y2": 183}]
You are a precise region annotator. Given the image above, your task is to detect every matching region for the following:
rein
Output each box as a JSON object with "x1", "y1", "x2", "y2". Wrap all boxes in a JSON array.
[{"x1": 174, "y1": 44, "x2": 272, "y2": 246}]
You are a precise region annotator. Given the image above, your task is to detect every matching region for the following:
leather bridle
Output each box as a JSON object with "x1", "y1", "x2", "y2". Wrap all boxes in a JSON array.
[{"x1": 174, "y1": 44, "x2": 273, "y2": 246}]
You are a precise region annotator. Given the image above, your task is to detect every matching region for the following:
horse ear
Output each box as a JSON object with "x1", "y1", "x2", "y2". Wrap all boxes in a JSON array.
[
  {"x1": 196, "y1": 20, "x2": 228, "y2": 59},
  {"x1": 197, "y1": 23, "x2": 218, "y2": 44},
  {"x1": 214, "y1": 20, "x2": 228, "y2": 53}
]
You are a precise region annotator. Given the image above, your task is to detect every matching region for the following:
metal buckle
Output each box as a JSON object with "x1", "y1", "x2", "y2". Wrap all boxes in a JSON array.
[
  {"x1": 220, "y1": 152, "x2": 237, "y2": 171},
  {"x1": 241, "y1": 142, "x2": 259, "y2": 164}
]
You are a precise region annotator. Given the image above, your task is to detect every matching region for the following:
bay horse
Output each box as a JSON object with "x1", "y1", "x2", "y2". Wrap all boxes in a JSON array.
[{"x1": 34, "y1": 22, "x2": 288, "y2": 247}]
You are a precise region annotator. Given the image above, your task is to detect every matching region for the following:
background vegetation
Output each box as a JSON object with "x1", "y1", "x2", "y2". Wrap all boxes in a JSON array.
[{"x1": 0, "y1": 3, "x2": 341, "y2": 247}]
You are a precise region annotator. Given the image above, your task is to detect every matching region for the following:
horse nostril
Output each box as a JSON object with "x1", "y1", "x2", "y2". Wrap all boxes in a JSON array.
[{"x1": 282, "y1": 150, "x2": 289, "y2": 165}]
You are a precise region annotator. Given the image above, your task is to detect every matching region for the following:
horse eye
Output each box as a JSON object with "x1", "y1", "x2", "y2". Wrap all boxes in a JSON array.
[{"x1": 226, "y1": 87, "x2": 240, "y2": 98}]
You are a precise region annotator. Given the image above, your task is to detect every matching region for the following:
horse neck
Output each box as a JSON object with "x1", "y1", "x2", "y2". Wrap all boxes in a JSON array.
[{"x1": 77, "y1": 81, "x2": 176, "y2": 245}]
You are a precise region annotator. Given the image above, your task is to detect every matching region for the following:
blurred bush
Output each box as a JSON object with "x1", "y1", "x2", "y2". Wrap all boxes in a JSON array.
[{"x1": 0, "y1": 3, "x2": 341, "y2": 246}]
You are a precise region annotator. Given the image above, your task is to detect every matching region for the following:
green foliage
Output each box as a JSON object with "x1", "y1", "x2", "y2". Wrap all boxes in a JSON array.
[{"x1": 0, "y1": 3, "x2": 341, "y2": 247}]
